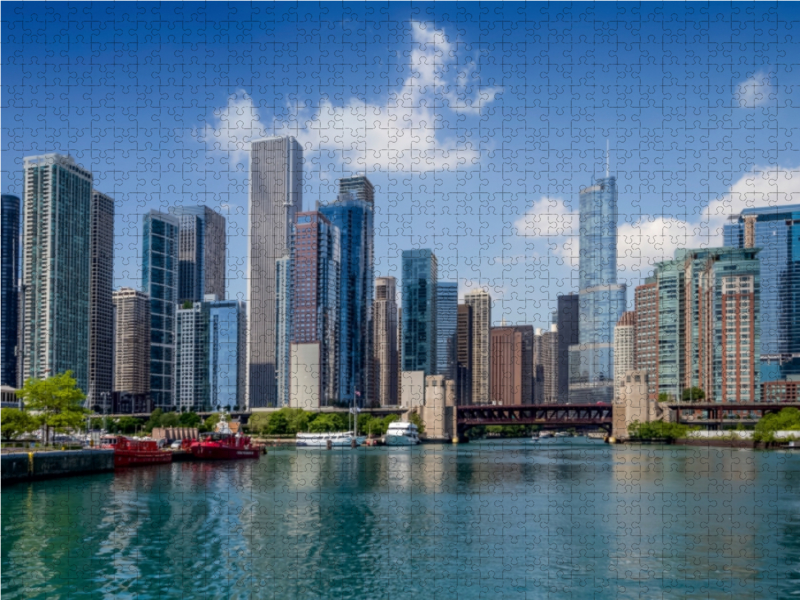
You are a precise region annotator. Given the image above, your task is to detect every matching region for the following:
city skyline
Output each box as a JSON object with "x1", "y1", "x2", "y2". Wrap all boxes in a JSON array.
[{"x1": 3, "y1": 3, "x2": 798, "y2": 329}]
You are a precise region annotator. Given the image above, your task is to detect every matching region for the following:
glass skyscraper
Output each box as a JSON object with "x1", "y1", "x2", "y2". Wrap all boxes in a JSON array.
[
  {"x1": 724, "y1": 205, "x2": 800, "y2": 382},
  {"x1": 401, "y1": 249, "x2": 437, "y2": 375},
  {"x1": 169, "y1": 205, "x2": 226, "y2": 303},
  {"x1": 319, "y1": 176, "x2": 375, "y2": 405},
  {"x1": 1, "y1": 194, "x2": 20, "y2": 386},
  {"x1": 436, "y1": 281, "x2": 458, "y2": 378},
  {"x1": 20, "y1": 154, "x2": 93, "y2": 392},
  {"x1": 143, "y1": 210, "x2": 179, "y2": 409},
  {"x1": 275, "y1": 255, "x2": 292, "y2": 407},
  {"x1": 569, "y1": 175, "x2": 626, "y2": 403}
]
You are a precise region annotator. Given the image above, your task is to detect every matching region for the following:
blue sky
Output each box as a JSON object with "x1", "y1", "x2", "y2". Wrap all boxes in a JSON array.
[{"x1": 3, "y1": 2, "x2": 799, "y2": 327}]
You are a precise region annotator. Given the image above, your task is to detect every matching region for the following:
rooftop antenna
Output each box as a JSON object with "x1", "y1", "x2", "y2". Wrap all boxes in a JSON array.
[{"x1": 605, "y1": 139, "x2": 609, "y2": 178}]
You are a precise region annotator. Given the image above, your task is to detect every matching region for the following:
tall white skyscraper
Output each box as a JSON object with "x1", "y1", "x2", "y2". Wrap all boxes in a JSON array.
[
  {"x1": 464, "y1": 289, "x2": 491, "y2": 404},
  {"x1": 20, "y1": 154, "x2": 93, "y2": 392},
  {"x1": 247, "y1": 136, "x2": 303, "y2": 408}
]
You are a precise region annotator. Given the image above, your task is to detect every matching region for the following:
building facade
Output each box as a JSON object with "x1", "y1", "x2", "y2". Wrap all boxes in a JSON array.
[
  {"x1": 247, "y1": 136, "x2": 303, "y2": 408},
  {"x1": 88, "y1": 190, "x2": 115, "y2": 410},
  {"x1": 556, "y1": 294, "x2": 579, "y2": 402},
  {"x1": 289, "y1": 212, "x2": 340, "y2": 408},
  {"x1": 142, "y1": 210, "x2": 180, "y2": 409},
  {"x1": 724, "y1": 205, "x2": 800, "y2": 383},
  {"x1": 207, "y1": 299, "x2": 246, "y2": 411},
  {"x1": 455, "y1": 304, "x2": 473, "y2": 405},
  {"x1": 319, "y1": 176, "x2": 375, "y2": 406},
  {"x1": 464, "y1": 289, "x2": 491, "y2": 404},
  {"x1": 1, "y1": 194, "x2": 20, "y2": 386},
  {"x1": 401, "y1": 249, "x2": 438, "y2": 375},
  {"x1": 569, "y1": 175, "x2": 626, "y2": 404},
  {"x1": 436, "y1": 281, "x2": 458, "y2": 378},
  {"x1": 633, "y1": 282, "x2": 659, "y2": 401},
  {"x1": 20, "y1": 154, "x2": 93, "y2": 392},
  {"x1": 490, "y1": 325, "x2": 533, "y2": 405},
  {"x1": 176, "y1": 302, "x2": 207, "y2": 411},
  {"x1": 533, "y1": 325, "x2": 559, "y2": 404},
  {"x1": 373, "y1": 276, "x2": 398, "y2": 406},
  {"x1": 169, "y1": 206, "x2": 226, "y2": 303},
  {"x1": 613, "y1": 312, "x2": 636, "y2": 402},
  {"x1": 275, "y1": 255, "x2": 292, "y2": 407},
  {"x1": 112, "y1": 288, "x2": 151, "y2": 398}
]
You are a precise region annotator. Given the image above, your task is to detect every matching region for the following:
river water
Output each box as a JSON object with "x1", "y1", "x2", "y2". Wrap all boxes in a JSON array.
[{"x1": 2, "y1": 438, "x2": 800, "y2": 599}]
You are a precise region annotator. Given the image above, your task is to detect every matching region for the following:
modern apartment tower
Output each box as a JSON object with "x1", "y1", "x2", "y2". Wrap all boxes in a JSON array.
[
  {"x1": 533, "y1": 325, "x2": 559, "y2": 404},
  {"x1": 112, "y1": 288, "x2": 151, "y2": 398},
  {"x1": 436, "y1": 281, "x2": 458, "y2": 378},
  {"x1": 289, "y1": 212, "x2": 340, "y2": 408},
  {"x1": 248, "y1": 136, "x2": 303, "y2": 408},
  {"x1": 373, "y1": 276, "x2": 399, "y2": 406},
  {"x1": 634, "y1": 282, "x2": 659, "y2": 401},
  {"x1": 613, "y1": 312, "x2": 636, "y2": 401},
  {"x1": 1, "y1": 194, "x2": 20, "y2": 386},
  {"x1": 275, "y1": 255, "x2": 292, "y2": 407},
  {"x1": 464, "y1": 289, "x2": 492, "y2": 404},
  {"x1": 401, "y1": 249, "x2": 438, "y2": 376},
  {"x1": 556, "y1": 294, "x2": 579, "y2": 402},
  {"x1": 142, "y1": 210, "x2": 180, "y2": 409},
  {"x1": 319, "y1": 176, "x2": 375, "y2": 406},
  {"x1": 455, "y1": 304, "x2": 473, "y2": 405},
  {"x1": 176, "y1": 302, "x2": 207, "y2": 411},
  {"x1": 725, "y1": 205, "x2": 800, "y2": 383},
  {"x1": 87, "y1": 190, "x2": 115, "y2": 410},
  {"x1": 20, "y1": 154, "x2": 93, "y2": 392},
  {"x1": 569, "y1": 174, "x2": 626, "y2": 403},
  {"x1": 169, "y1": 206, "x2": 226, "y2": 303}
]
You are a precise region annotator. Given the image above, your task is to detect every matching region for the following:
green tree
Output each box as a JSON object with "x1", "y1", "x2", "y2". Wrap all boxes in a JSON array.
[
  {"x1": 201, "y1": 413, "x2": 221, "y2": 433},
  {"x1": 16, "y1": 372, "x2": 88, "y2": 445},
  {"x1": 307, "y1": 413, "x2": 346, "y2": 433},
  {"x1": 248, "y1": 413, "x2": 271, "y2": 435},
  {"x1": 628, "y1": 420, "x2": 693, "y2": 441},
  {"x1": 681, "y1": 387, "x2": 705, "y2": 402},
  {"x1": 754, "y1": 407, "x2": 800, "y2": 442},
  {"x1": 144, "y1": 408, "x2": 164, "y2": 432},
  {"x1": 1, "y1": 408, "x2": 37, "y2": 441},
  {"x1": 408, "y1": 411, "x2": 425, "y2": 435},
  {"x1": 116, "y1": 416, "x2": 141, "y2": 434},
  {"x1": 657, "y1": 393, "x2": 672, "y2": 403},
  {"x1": 179, "y1": 412, "x2": 201, "y2": 428},
  {"x1": 267, "y1": 411, "x2": 289, "y2": 434},
  {"x1": 159, "y1": 412, "x2": 180, "y2": 428}
]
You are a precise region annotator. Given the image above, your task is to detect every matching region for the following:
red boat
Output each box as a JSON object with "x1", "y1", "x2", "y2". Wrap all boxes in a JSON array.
[
  {"x1": 189, "y1": 433, "x2": 261, "y2": 460},
  {"x1": 101, "y1": 435, "x2": 173, "y2": 468}
]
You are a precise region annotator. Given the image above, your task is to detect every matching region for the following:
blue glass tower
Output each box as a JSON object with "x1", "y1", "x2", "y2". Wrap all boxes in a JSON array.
[
  {"x1": 169, "y1": 206, "x2": 226, "y2": 303},
  {"x1": 569, "y1": 175, "x2": 626, "y2": 403},
  {"x1": 319, "y1": 176, "x2": 374, "y2": 405},
  {"x1": 436, "y1": 281, "x2": 458, "y2": 377},
  {"x1": 143, "y1": 210, "x2": 179, "y2": 409},
  {"x1": 1, "y1": 194, "x2": 20, "y2": 386},
  {"x1": 402, "y1": 249, "x2": 437, "y2": 375},
  {"x1": 724, "y1": 205, "x2": 800, "y2": 382},
  {"x1": 208, "y1": 299, "x2": 246, "y2": 411}
]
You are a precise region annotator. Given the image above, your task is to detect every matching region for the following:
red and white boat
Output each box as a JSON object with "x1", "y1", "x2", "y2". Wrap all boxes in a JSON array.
[
  {"x1": 189, "y1": 433, "x2": 261, "y2": 460},
  {"x1": 101, "y1": 435, "x2": 173, "y2": 468}
]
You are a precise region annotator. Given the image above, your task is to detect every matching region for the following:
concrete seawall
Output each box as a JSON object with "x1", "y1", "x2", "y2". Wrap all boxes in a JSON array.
[{"x1": 1, "y1": 450, "x2": 114, "y2": 484}]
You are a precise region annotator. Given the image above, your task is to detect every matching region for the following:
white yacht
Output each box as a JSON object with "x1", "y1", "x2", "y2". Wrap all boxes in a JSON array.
[
  {"x1": 384, "y1": 422, "x2": 420, "y2": 446},
  {"x1": 296, "y1": 432, "x2": 360, "y2": 447},
  {"x1": 554, "y1": 431, "x2": 571, "y2": 438},
  {"x1": 538, "y1": 431, "x2": 554, "y2": 439}
]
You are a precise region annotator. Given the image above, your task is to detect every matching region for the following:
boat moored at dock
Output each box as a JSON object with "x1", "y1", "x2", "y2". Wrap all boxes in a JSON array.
[
  {"x1": 296, "y1": 432, "x2": 361, "y2": 447},
  {"x1": 101, "y1": 436, "x2": 173, "y2": 468},
  {"x1": 384, "y1": 422, "x2": 420, "y2": 446},
  {"x1": 189, "y1": 433, "x2": 261, "y2": 460}
]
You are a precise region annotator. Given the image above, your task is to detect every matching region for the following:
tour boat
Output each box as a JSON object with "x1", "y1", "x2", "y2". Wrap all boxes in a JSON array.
[
  {"x1": 538, "y1": 431, "x2": 554, "y2": 439},
  {"x1": 554, "y1": 431, "x2": 571, "y2": 438},
  {"x1": 189, "y1": 433, "x2": 261, "y2": 460},
  {"x1": 101, "y1": 435, "x2": 173, "y2": 468},
  {"x1": 384, "y1": 422, "x2": 420, "y2": 446},
  {"x1": 296, "y1": 432, "x2": 360, "y2": 447}
]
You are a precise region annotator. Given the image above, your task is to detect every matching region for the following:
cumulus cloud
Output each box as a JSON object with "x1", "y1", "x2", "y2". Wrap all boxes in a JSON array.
[
  {"x1": 736, "y1": 71, "x2": 774, "y2": 108},
  {"x1": 514, "y1": 196, "x2": 579, "y2": 267},
  {"x1": 198, "y1": 21, "x2": 501, "y2": 172}
]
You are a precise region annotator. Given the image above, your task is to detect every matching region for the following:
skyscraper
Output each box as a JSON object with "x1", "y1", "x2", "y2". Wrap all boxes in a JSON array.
[
  {"x1": 556, "y1": 294, "x2": 579, "y2": 402},
  {"x1": 248, "y1": 136, "x2": 303, "y2": 408},
  {"x1": 464, "y1": 289, "x2": 491, "y2": 404},
  {"x1": 289, "y1": 212, "x2": 340, "y2": 408},
  {"x1": 169, "y1": 206, "x2": 226, "y2": 303},
  {"x1": 569, "y1": 174, "x2": 626, "y2": 403},
  {"x1": 207, "y1": 298, "x2": 246, "y2": 411},
  {"x1": 142, "y1": 210, "x2": 179, "y2": 409},
  {"x1": 112, "y1": 288, "x2": 150, "y2": 398},
  {"x1": 20, "y1": 154, "x2": 93, "y2": 392},
  {"x1": 275, "y1": 255, "x2": 292, "y2": 407},
  {"x1": 490, "y1": 325, "x2": 533, "y2": 404},
  {"x1": 176, "y1": 301, "x2": 207, "y2": 411},
  {"x1": 634, "y1": 282, "x2": 659, "y2": 401},
  {"x1": 373, "y1": 276, "x2": 398, "y2": 406},
  {"x1": 1, "y1": 194, "x2": 20, "y2": 387},
  {"x1": 436, "y1": 281, "x2": 458, "y2": 378},
  {"x1": 613, "y1": 312, "x2": 636, "y2": 401},
  {"x1": 402, "y1": 249, "x2": 438, "y2": 375},
  {"x1": 455, "y1": 304, "x2": 473, "y2": 405},
  {"x1": 533, "y1": 325, "x2": 559, "y2": 404},
  {"x1": 319, "y1": 176, "x2": 375, "y2": 406},
  {"x1": 725, "y1": 205, "x2": 800, "y2": 383},
  {"x1": 88, "y1": 190, "x2": 115, "y2": 410}
]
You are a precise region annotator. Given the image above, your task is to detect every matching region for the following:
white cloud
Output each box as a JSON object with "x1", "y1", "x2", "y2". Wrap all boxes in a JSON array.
[
  {"x1": 736, "y1": 71, "x2": 774, "y2": 108},
  {"x1": 514, "y1": 196, "x2": 579, "y2": 267},
  {"x1": 198, "y1": 22, "x2": 501, "y2": 172},
  {"x1": 617, "y1": 216, "x2": 706, "y2": 280}
]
